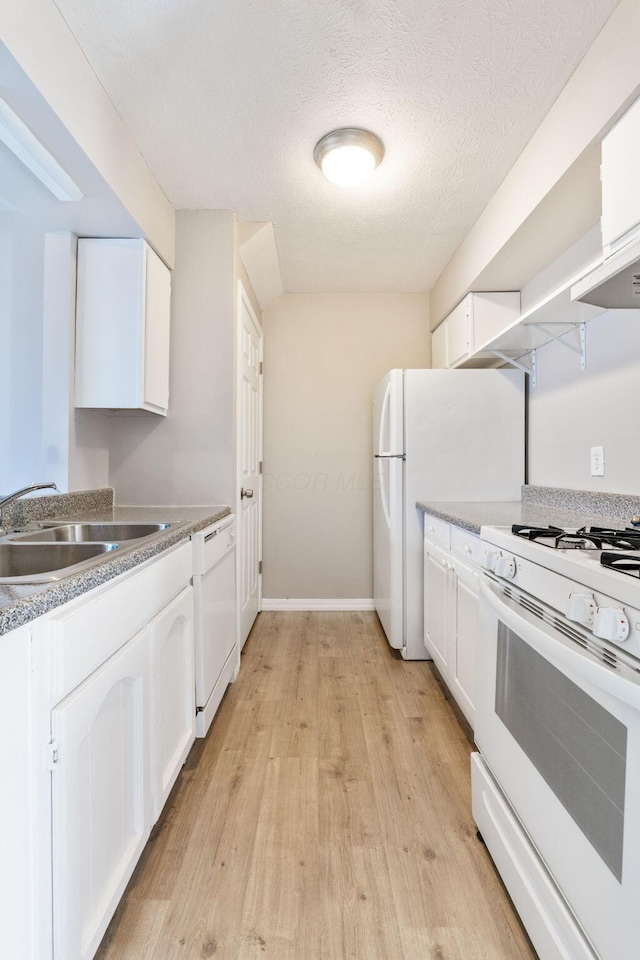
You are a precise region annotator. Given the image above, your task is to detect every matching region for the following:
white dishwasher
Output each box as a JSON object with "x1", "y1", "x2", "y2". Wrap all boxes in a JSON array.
[{"x1": 192, "y1": 514, "x2": 238, "y2": 737}]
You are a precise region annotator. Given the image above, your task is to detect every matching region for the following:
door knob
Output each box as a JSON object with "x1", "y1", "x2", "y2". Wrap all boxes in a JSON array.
[{"x1": 241, "y1": 488, "x2": 254, "y2": 499}]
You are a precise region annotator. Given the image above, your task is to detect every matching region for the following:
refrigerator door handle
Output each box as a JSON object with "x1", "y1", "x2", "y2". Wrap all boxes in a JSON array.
[
  {"x1": 376, "y1": 455, "x2": 392, "y2": 532},
  {"x1": 374, "y1": 454, "x2": 406, "y2": 460}
]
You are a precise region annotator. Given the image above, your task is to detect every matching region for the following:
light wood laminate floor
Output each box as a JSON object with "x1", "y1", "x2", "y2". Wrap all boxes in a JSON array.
[{"x1": 96, "y1": 612, "x2": 536, "y2": 960}]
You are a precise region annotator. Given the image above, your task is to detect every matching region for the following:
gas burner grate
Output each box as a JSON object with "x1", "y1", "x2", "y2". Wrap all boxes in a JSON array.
[
  {"x1": 512, "y1": 524, "x2": 640, "y2": 551},
  {"x1": 512, "y1": 524, "x2": 564, "y2": 540},
  {"x1": 600, "y1": 552, "x2": 640, "y2": 578}
]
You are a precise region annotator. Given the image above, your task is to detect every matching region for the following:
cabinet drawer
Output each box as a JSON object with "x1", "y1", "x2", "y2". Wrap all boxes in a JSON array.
[
  {"x1": 451, "y1": 526, "x2": 482, "y2": 566},
  {"x1": 423, "y1": 514, "x2": 451, "y2": 549},
  {"x1": 42, "y1": 541, "x2": 192, "y2": 703}
]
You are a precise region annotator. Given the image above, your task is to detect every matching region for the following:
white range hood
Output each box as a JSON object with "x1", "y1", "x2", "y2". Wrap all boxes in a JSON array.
[{"x1": 572, "y1": 235, "x2": 640, "y2": 308}]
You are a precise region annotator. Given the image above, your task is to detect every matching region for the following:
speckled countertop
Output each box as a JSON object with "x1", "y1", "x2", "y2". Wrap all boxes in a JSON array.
[
  {"x1": 415, "y1": 500, "x2": 632, "y2": 535},
  {"x1": 417, "y1": 485, "x2": 640, "y2": 536},
  {"x1": 0, "y1": 491, "x2": 231, "y2": 636}
]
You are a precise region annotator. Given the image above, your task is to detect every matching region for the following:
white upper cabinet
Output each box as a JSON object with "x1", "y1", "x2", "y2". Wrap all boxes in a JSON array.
[
  {"x1": 432, "y1": 292, "x2": 520, "y2": 368},
  {"x1": 601, "y1": 97, "x2": 640, "y2": 256},
  {"x1": 446, "y1": 298, "x2": 471, "y2": 367},
  {"x1": 75, "y1": 238, "x2": 172, "y2": 415}
]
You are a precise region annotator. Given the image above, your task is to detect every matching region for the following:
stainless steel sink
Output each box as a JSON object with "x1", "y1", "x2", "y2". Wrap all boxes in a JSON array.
[
  {"x1": 12, "y1": 522, "x2": 171, "y2": 543},
  {"x1": 0, "y1": 519, "x2": 187, "y2": 584},
  {"x1": 0, "y1": 542, "x2": 119, "y2": 584}
]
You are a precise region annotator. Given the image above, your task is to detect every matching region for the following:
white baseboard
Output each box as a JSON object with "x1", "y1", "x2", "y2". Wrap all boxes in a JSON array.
[{"x1": 261, "y1": 598, "x2": 375, "y2": 612}]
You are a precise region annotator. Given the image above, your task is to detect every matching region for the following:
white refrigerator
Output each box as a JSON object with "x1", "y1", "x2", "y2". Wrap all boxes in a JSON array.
[{"x1": 373, "y1": 368, "x2": 524, "y2": 659}]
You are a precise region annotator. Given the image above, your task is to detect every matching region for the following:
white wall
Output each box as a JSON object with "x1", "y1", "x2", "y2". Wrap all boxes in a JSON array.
[
  {"x1": 0, "y1": 2, "x2": 175, "y2": 265},
  {"x1": 107, "y1": 210, "x2": 236, "y2": 504},
  {"x1": 528, "y1": 309, "x2": 640, "y2": 494},
  {"x1": 40, "y1": 232, "x2": 110, "y2": 492},
  {"x1": 516, "y1": 227, "x2": 640, "y2": 495},
  {"x1": 429, "y1": 0, "x2": 640, "y2": 325},
  {"x1": 262, "y1": 293, "x2": 430, "y2": 600},
  {"x1": 0, "y1": 219, "x2": 45, "y2": 492}
]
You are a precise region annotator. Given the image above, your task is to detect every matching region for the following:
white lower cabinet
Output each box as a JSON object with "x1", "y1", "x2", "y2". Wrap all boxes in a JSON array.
[
  {"x1": 51, "y1": 629, "x2": 151, "y2": 960},
  {"x1": 424, "y1": 541, "x2": 451, "y2": 674},
  {"x1": 0, "y1": 625, "x2": 37, "y2": 958},
  {"x1": 451, "y1": 555, "x2": 479, "y2": 726},
  {"x1": 424, "y1": 521, "x2": 480, "y2": 728},
  {"x1": 27, "y1": 542, "x2": 198, "y2": 960},
  {"x1": 148, "y1": 585, "x2": 195, "y2": 820}
]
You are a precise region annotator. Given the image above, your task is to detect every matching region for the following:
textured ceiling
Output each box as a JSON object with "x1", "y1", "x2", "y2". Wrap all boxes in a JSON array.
[{"x1": 52, "y1": 0, "x2": 620, "y2": 292}]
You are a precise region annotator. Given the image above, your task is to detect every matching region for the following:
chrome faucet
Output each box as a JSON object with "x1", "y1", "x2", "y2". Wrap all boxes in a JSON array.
[{"x1": 0, "y1": 481, "x2": 60, "y2": 533}]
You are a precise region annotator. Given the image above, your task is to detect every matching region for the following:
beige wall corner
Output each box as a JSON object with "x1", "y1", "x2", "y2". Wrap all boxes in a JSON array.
[
  {"x1": 1, "y1": 0, "x2": 175, "y2": 266},
  {"x1": 429, "y1": 0, "x2": 640, "y2": 327},
  {"x1": 262, "y1": 292, "x2": 430, "y2": 601},
  {"x1": 107, "y1": 210, "x2": 235, "y2": 504},
  {"x1": 238, "y1": 221, "x2": 284, "y2": 310},
  {"x1": 234, "y1": 217, "x2": 264, "y2": 321},
  {"x1": 237, "y1": 221, "x2": 268, "y2": 245}
]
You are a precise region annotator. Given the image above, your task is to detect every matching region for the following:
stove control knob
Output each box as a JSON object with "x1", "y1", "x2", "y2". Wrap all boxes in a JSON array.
[
  {"x1": 482, "y1": 550, "x2": 500, "y2": 572},
  {"x1": 566, "y1": 593, "x2": 597, "y2": 627},
  {"x1": 494, "y1": 555, "x2": 517, "y2": 580},
  {"x1": 593, "y1": 607, "x2": 630, "y2": 643}
]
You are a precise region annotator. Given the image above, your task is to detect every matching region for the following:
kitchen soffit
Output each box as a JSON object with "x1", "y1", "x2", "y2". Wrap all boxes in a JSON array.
[{"x1": 52, "y1": 0, "x2": 620, "y2": 293}]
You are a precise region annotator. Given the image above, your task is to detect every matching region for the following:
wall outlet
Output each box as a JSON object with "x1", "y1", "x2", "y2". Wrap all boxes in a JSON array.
[{"x1": 591, "y1": 446, "x2": 605, "y2": 477}]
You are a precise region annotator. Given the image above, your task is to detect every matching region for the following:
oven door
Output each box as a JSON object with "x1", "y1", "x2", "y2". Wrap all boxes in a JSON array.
[{"x1": 476, "y1": 574, "x2": 640, "y2": 960}]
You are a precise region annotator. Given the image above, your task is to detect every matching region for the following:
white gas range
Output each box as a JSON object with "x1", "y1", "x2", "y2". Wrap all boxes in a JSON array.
[{"x1": 472, "y1": 522, "x2": 640, "y2": 960}]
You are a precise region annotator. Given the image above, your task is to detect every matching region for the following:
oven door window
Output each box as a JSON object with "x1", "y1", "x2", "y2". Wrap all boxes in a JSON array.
[{"x1": 496, "y1": 622, "x2": 627, "y2": 882}]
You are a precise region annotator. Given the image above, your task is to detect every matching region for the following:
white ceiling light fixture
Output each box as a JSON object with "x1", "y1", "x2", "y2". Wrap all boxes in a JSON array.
[
  {"x1": 0, "y1": 97, "x2": 83, "y2": 202},
  {"x1": 314, "y1": 128, "x2": 384, "y2": 187}
]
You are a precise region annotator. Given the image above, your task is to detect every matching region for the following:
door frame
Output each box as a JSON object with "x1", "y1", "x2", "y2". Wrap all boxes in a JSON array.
[{"x1": 235, "y1": 280, "x2": 264, "y2": 638}]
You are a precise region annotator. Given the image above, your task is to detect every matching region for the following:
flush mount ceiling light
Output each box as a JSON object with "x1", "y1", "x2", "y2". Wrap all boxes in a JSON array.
[{"x1": 314, "y1": 128, "x2": 384, "y2": 187}]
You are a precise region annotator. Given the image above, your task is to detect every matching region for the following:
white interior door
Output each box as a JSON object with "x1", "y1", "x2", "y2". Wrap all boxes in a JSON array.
[{"x1": 236, "y1": 282, "x2": 263, "y2": 649}]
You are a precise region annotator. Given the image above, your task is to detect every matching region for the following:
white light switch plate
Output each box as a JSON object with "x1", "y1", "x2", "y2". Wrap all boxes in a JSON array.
[{"x1": 591, "y1": 446, "x2": 605, "y2": 477}]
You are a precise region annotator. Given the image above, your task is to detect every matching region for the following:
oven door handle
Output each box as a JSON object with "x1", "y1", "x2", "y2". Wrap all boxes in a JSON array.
[{"x1": 479, "y1": 576, "x2": 640, "y2": 709}]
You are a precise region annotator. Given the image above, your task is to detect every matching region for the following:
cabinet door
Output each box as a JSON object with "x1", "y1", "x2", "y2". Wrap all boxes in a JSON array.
[
  {"x1": 148, "y1": 586, "x2": 195, "y2": 821},
  {"x1": 431, "y1": 322, "x2": 447, "y2": 368},
  {"x1": 602, "y1": 97, "x2": 640, "y2": 253},
  {"x1": 51, "y1": 630, "x2": 151, "y2": 960},
  {"x1": 75, "y1": 238, "x2": 171, "y2": 415},
  {"x1": 75, "y1": 238, "x2": 143, "y2": 410},
  {"x1": 452, "y1": 557, "x2": 479, "y2": 727},
  {"x1": 445, "y1": 298, "x2": 470, "y2": 367},
  {"x1": 469, "y1": 292, "x2": 520, "y2": 350},
  {"x1": 196, "y1": 549, "x2": 237, "y2": 709},
  {"x1": 423, "y1": 542, "x2": 451, "y2": 674},
  {"x1": 143, "y1": 244, "x2": 172, "y2": 413}
]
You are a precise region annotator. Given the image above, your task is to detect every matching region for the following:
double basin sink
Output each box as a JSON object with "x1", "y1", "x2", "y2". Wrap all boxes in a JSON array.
[{"x1": 0, "y1": 521, "x2": 187, "y2": 584}]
